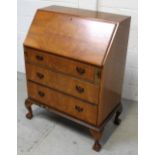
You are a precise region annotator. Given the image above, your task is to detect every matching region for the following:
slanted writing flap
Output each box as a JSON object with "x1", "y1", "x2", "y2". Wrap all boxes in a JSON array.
[{"x1": 24, "y1": 10, "x2": 116, "y2": 66}]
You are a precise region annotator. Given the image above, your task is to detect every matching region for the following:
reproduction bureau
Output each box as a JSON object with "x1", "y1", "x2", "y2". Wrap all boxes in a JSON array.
[{"x1": 24, "y1": 6, "x2": 131, "y2": 152}]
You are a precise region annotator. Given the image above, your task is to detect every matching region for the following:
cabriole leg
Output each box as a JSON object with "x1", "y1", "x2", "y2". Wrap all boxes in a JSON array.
[
  {"x1": 114, "y1": 104, "x2": 123, "y2": 125},
  {"x1": 89, "y1": 129, "x2": 103, "y2": 152},
  {"x1": 25, "y1": 98, "x2": 33, "y2": 119}
]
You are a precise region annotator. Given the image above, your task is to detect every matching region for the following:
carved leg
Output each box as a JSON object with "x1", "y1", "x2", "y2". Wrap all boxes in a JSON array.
[
  {"x1": 89, "y1": 129, "x2": 103, "y2": 152},
  {"x1": 25, "y1": 98, "x2": 33, "y2": 119},
  {"x1": 114, "y1": 104, "x2": 123, "y2": 125}
]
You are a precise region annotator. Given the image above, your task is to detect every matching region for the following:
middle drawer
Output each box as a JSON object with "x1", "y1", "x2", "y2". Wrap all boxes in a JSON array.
[{"x1": 26, "y1": 63, "x2": 99, "y2": 104}]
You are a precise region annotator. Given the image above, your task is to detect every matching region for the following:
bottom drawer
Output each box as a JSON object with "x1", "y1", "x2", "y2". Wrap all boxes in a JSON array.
[{"x1": 27, "y1": 81, "x2": 97, "y2": 125}]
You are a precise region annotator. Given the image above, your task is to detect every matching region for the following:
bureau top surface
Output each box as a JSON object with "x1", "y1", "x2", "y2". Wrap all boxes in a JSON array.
[
  {"x1": 24, "y1": 6, "x2": 129, "y2": 66},
  {"x1": 41, "y1": 6, "x2": 129, "y2": 23}
]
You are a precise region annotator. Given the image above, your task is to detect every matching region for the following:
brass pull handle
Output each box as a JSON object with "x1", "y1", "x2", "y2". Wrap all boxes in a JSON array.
[
  {"x1": 76, "y1": 67, "x2": 85, "y2": 75},
  {"x1": 76, "y1": 85, "x2": 84, "y2": 93},
  {"x1": 75, "y1": 105, "x2": 83, "y2": 112},
  {"x1": 38, "y1": 91, "x2": 45, "y2": 97},
  {"x1": 36, "y1": 55, "x2": 44, "y2": 61},
  {"x1": 36, "y1": 72, "x2": 44, "y2": 79}
]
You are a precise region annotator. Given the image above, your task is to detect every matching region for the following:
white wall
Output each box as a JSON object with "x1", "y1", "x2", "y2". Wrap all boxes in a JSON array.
[{"x1": 18, "y1": 0, "x2": 138, "y2": 101}]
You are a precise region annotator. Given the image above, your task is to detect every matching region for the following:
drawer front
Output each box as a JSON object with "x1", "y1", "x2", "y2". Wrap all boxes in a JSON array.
[
  {"x1": 24, "y1": 47, "x2": 95, "y2": 82},
  {"x1": 26, "y1": 63, "x2": 99, "y2": 104},
  {"x1": 27, "y1": 81, "x2": 97, "y2": 125}
]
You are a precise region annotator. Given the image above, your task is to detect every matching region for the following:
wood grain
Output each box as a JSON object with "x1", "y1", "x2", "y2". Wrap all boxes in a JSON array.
[
  {"x1": 25, "y1": 47, "x2": 96, "y2": 82},
  {"x1": 24, "y1": 10, "x2": 116, "y2": 66},
  {"x1": 97, "y1": 18, "x2": 131, "y2": 125},
  {"x1": 27, "y1": 81, "x2": 97, "y2": 125},
  {"x1": 26, "y1": 63, "x2": 99, "y2": 104},
  {"x1": 23, "y1": 5, "x2": 131, "y2": 152},
  {"x1": 42, "y1": 5, "x2": 129, "y2": 23}
]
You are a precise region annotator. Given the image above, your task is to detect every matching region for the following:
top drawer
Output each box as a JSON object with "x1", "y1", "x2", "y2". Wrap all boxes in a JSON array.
[{"x1": 24, "y1": 47, "x2": 96, "y2": 82}]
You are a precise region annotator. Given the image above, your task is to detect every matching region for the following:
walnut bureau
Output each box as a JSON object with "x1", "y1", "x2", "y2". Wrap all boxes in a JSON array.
[{"x1": 24, "y1": 6, "x2": 131, "y2": 152}]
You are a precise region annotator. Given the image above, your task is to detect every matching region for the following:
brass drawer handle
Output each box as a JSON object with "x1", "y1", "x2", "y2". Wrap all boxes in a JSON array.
[
  {"x1": 76, "y1": 67, "x2": 85, "y2": 75},
  {"x1": 75, "y1": 85, "x2": 84, "y2": 93},
  {"x1": 75, "y1": 105, "x2": 83, "y2": 112},
  {"x1": 38, "y1": 91, "x2": 45, "y2": 97},
  {"x1": 36, "y1": 55, "x2": 44, "y2": 61},
  {"x1": 36, "y1": 72, "x2": 44, "y2": 79}
]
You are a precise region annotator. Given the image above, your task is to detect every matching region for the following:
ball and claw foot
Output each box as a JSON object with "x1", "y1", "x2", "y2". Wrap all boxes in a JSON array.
[
  {"x1": 93, "y1": 141, "x2": 101, "y2": 152},
  {"x1": 26, "y1": 112, "x2": 33, "y2": 119},
  {"x1": 114, "y1": 116, "x2": 121, "y2": 125}
]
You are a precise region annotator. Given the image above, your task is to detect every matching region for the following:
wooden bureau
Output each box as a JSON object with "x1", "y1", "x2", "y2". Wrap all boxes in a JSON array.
[{"x1": 24, "y1": 6, "x2": 131, "y2": 152}]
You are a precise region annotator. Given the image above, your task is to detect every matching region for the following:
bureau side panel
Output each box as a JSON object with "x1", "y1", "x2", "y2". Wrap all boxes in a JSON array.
[{"x1": 97, "y1": 18, "x2": 131, "y2": 125}]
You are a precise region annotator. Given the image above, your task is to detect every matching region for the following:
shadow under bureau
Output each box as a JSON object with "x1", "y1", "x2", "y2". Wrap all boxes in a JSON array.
[{"x1": 23, "y1": 5, "x2": 131, "y2": 152}]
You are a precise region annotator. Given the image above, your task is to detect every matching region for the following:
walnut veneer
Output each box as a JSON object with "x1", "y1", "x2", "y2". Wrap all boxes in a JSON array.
[{"x1": 24, "y1": 5, "x2": 130, "y2": 152}]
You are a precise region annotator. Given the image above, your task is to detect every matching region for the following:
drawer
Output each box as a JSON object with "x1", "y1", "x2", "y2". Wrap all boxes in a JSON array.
[
  {"x1": 27, "y1": 81, "x2": 97, "y2": 125},
  {"x1": 26, "y1": 63, "x2": 99, "y2": 104},
  {"x1": 24, "y1": 47, "x2": 96, "y2": 82}
]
